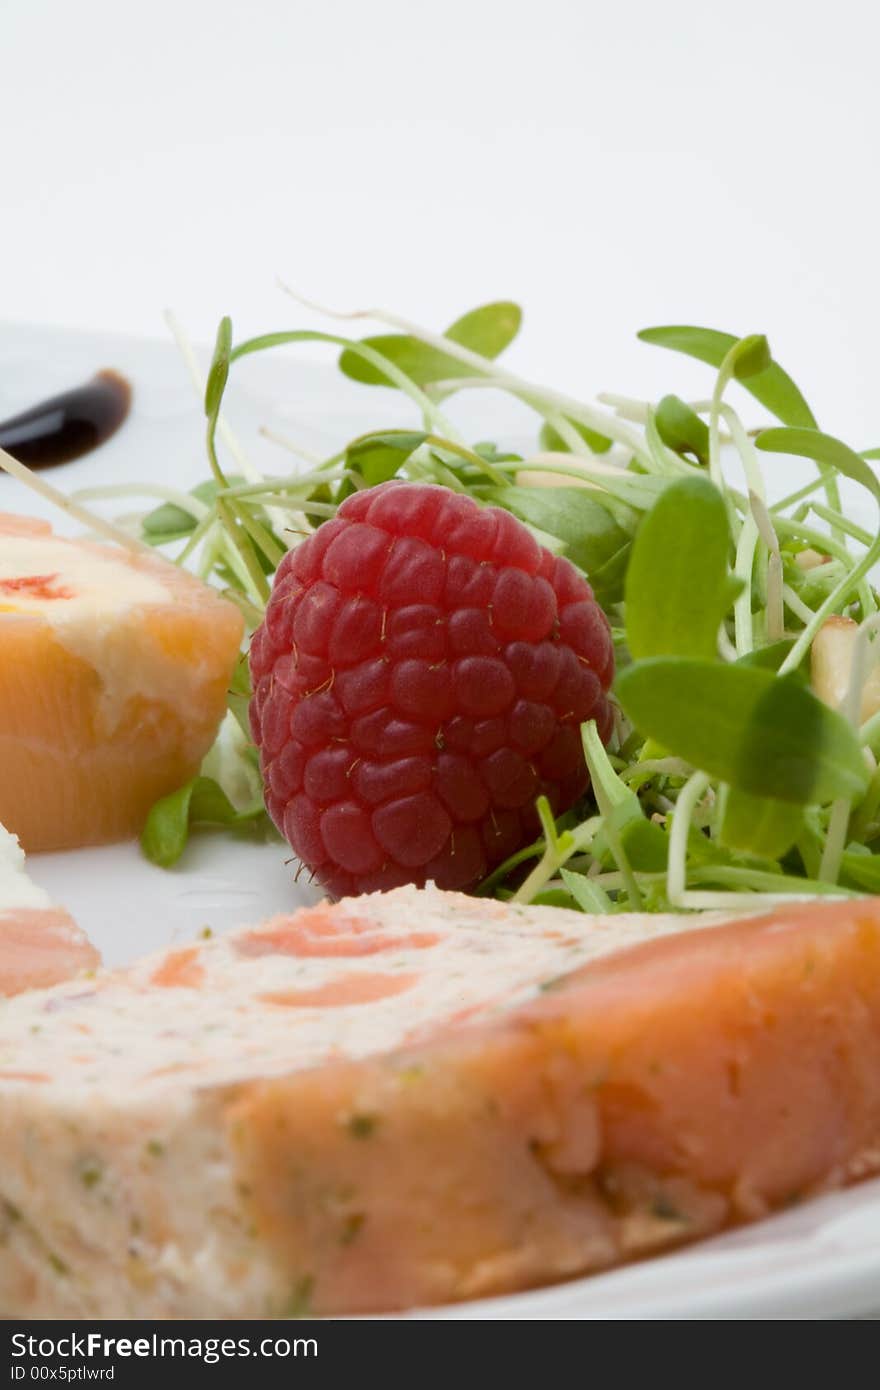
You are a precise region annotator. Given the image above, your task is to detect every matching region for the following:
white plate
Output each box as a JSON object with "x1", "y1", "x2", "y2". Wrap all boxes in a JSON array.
[{"x1": 2, "y1": 321, "x2": 878, "y2": 1321}]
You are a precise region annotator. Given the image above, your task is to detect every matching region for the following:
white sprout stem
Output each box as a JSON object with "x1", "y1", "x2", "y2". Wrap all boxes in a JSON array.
[
  {"x1": 425, "y1": 378, "x2": 594, "y2": 457},
  {"x1": 596, "y1": 393, "x2": 651, "y2": 424},
  {"x1": 276, "y1": 282, "x2": 654, "y2": 468},
  {"x1": 819, "y1": 799, "x2": 851, "y2": 885},
  {"x1": 861, "y1": 707, "x2": 880, "y2": 748},
  {"x1": 257, "y1": 426, "x2": 327, "y2": 465},
  {"x1": 808, "y1": 502, "x2": 872, "y2": 547},
  {"x1": 543, "y1": 413, "x2": 593, "y2": 456},
  {"x1": 194, "y1": 519, "x2": 222, "y2": 579},
  {"x1": 73, "y1": 483, "x2": 211, "y2": 521},
  {"x1": 707, "y1": 374, "x2": 729, "y2": 489},
  {"x1": 673, "y1": 889, "x2": 845, "y2": 910},
  {"x1": 771, "y1": 475, "x2": 834, "y2": 514},
  {"x1": 779, "y1": 524, "x2": 880, "y2": 675},
  {"x1": 179, "y1": 512, "x2": 219, "y2": 568},
  {"x1": 782, "y1": 583, "x2": 817, "y2": 625},
  {"x1": 841, "y1": 613, "x2": 880, "y2": 726},
  {"x1": 0, "y1": 445, "x2": 152, "y2": 553},
  {"x1": 718, "y1": 625, "x2": 739, "y2": 661},
  {"x1": 717, "y1": 403, "x2": 766, "y2": 501},
  {"x1": 217, "y1": 528, "x2": 264, "y2": 607},
  {"x1": 765, "y1": 552, "x2": 784, "y2": 641},
  {"x1": 667, "y1": 771, "x2": 709, "y2": 906},
  {"x1": 817, "y1": 614, "x2": 880, "y2": 885},
  {"x1": 733, "y1": 515, "x2": 760, "y2": 655}
]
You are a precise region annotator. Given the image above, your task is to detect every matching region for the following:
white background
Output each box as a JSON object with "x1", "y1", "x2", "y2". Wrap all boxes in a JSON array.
[{"x1": 2, "y1": 0, "x2": 879, "y2": 440}]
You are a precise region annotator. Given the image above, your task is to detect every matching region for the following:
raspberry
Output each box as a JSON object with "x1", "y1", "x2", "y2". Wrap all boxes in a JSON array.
[{"x1": 249, "y1": 482, "x2": 614, "y2": 898}]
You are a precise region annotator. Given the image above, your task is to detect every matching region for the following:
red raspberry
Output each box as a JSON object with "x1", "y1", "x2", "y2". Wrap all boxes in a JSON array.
[{"x1": 249, "y1": 481, "x2": 614, "y2": 898}]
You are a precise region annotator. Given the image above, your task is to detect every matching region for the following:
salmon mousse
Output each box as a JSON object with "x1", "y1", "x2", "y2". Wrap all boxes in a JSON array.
[
  {"x1": 0, "y1": 885, "x2": 879, "y2": 1317},
  {"x1": 0, "y1": 822, "x2": 98, "y2": 995},
  {"x1": 0, "y1": 513, "x2": 244, "y2": 850}
]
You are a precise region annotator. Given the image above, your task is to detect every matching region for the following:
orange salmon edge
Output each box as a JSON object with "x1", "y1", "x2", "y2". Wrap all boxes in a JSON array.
[
  {"x1": 0, "y1": 514, "x2": 52, "y2": 538},
  {"x1": 0, "y1": 1073, "x2": 50, "y2": 1083},
  {"x1": 236, "y1": 909, "x2": 382, "y2": 954},
  {"x1": 259, "y1": 972, "x2": 420, "y2": 1008},
  {"x1": 236, "y1": 926, "x2": 443, "y2": 959},
  {"x1": 150, "y1": 947, "x2": 205, "y2": 989}
]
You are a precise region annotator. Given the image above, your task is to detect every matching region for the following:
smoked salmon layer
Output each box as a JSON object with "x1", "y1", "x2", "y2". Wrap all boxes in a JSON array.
[
  {"x1": 0, "y1": 822, "x2": 99, "y2": 996},
  {"x1": 0, "y1": 888, "x2": 879, "y2": 1316},
  {"x1": 0, "y1": 513, "x2": 243, "y2": 851}
]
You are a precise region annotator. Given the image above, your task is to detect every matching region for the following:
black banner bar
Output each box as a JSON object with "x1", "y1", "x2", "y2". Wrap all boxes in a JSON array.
[{"x1": 1, "y1": 1320, "x2": 575, "y2": 1386}]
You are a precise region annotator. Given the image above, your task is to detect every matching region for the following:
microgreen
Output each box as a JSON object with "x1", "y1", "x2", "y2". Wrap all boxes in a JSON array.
[
  {"x1": 338, "y1": 301, "x2": 522, "y2": 389},
  {"x1": 654, "y1": 396, "x2": 710, "y2": 466},
  {"x1": 478, "y1": 485, "x2": 636, "y2": 605},
  {"x1": 140, "y1": 774, "x2": 271, "y2": 869},
  {"x1": 624, "y1": 474, "x2": 738, "y2": 661},
  {"x1": 637, "y1": 325, "x2": 817, "y2": 428},
  {"x1": 13, "y1": 295, "x2": 876, "y2": 910},
  {"x1": 538, "y1": 418, "x2": 612, "y2": 455},
  {"x1": 616, "y1": 657, "x2": 869, "y2": 805}
]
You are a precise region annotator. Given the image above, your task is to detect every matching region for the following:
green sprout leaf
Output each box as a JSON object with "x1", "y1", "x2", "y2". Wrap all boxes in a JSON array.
[
  {"x1": 538, "y1": 418, "x2": 612, "y2": 455},
  {"x1": 756, "y1": 427, "x2": 880, "y2": 505},
  {"x1": 559, "y1": 869, "x2": 614, "y2": 913},
  {"x1": 730, "y1": 334, "x2": 772, "y2": 380},
  {"x1": 654, "y1": 395, "x2": 710, "y2": 465},
  {"x1": 615, "y1": 657, "x2": 869, "y2": 805},
  {"x1": 205, "y1": 316, "x2": 232, "y2": 421},
  {"x1": 141, "y1": 776, "x2": 267, "y2": 869},
  {"x1": 617, "y1": 817, "x2": 670, "y2": 872},
  {"x1": 718, "y1": 787, "x2": 803, "y2": 859},
  {"x1": 625, "y1": 474, "x2": 738, "y2": 661},
  {"x1": 345, "y1": 430, "x2": 428, "y2": 486},
  {"x1": 638, "y1": 325, "x2": 817, "y2": 428},
  {"x1": 338, "y1": 302, "x2": 522, "y2": 388},
  {"x1": 735, "y1": 640, "x2": 799, "y2": 674},
  {"x1": 480, "y1": 485, "x2": 636, "y2": 602}
]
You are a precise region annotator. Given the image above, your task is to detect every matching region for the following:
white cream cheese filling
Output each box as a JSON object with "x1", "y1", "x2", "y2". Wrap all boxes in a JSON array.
[
  {"x1": 0, "y1": 537, "x2": 167, "y2": 621},
  {"x1": 0, "y1": 822, "x2": 51, "y2": 911}
]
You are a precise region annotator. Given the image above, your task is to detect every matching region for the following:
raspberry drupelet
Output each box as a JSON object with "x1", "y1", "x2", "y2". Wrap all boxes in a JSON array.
[{"x1": 249, "y1": 482, "x2": 614, "y2": 898}]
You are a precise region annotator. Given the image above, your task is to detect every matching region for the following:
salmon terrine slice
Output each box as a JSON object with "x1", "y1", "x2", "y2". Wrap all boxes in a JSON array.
[
  {"x1": 0, "y1": 822, "x2": 99, "y2": 996},
  {"x1": 1, "y1": 886, "x2": 880, "y2": 1317},
  {"x1": 0, "y1": 513, "x2": 243, "y2": 851}
]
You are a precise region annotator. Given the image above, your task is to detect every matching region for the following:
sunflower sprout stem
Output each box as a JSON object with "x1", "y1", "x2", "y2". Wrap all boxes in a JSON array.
[
  {"x1": 275, "y1": 282, "x2": 655, "y2": 468},
  {"x1": 667, "y1": 772, "x2": 710, "y2": 905}
]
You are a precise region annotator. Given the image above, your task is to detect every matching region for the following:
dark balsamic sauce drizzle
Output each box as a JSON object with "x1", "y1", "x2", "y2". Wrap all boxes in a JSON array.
[{"x1": 0, "y1": 370, "x2": 132, "y2": 469}]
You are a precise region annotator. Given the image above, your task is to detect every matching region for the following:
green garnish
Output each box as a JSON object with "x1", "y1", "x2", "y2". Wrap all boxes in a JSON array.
[
  {"x1": 78, "y1": 1159, "x2": 103, "y2": 1190},
  {"x1": 282, "y1": 1274, "x2": 315, "y2": 1318},
  {"x1": 41, "y1": 297, "x2": 880, "y2": 909},
  {"x1": 340, "y1": 1212, "x2": 366, "y2": 1246},
  {"x1": 346, "y1": 1113, "x2": 379, "y2": 1139}
]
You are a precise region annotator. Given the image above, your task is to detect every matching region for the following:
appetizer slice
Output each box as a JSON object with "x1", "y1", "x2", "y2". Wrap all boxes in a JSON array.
[
  {"x1": 1, "y1": 887, "x2": 879, "y2": 1317},
  {"x1": 0, "y1": 513, "x2": 243, "y2": 850},
  {"x1": 0, "y1": 822, "x2": 98, "y2": 995}
]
